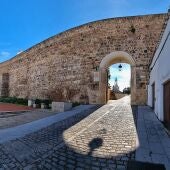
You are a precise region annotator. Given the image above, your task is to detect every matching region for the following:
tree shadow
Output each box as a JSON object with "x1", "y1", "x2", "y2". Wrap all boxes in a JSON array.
[
  {"x1": 33, "y1": 105, "x2": 156, "y2": 169},
  {"x1": 0, "y1": 104, "x2": 166, "y2": 169},
  {"x1": 88, "y1": 137, "x2": 103, "y2": 156}
]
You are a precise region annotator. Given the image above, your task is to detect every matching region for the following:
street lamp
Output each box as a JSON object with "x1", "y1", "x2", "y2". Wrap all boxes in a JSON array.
[{"x1": 118, "y1": 64, "x2": 122, "y2": 71}]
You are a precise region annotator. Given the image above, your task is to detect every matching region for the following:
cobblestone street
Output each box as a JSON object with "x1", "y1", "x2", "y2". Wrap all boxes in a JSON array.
[
  {"x1": 0, "y1": 96, "x2": 169, "y2": 169},
  {"x1": 0, "y1": 96, "x2": 137, "y2": 169},
  {"x1": 0, "y1": 109, "x2": 59, "y2": 129}
]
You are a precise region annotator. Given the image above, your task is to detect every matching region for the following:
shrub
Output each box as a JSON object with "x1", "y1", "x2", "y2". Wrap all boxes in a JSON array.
[
  {"x1": 0, "y1": 97, "x2": 28, "y2": 105},
  {"x1": 16, "y1": 98, "x2": 28, "y2": 105},
  {"x1": 72, "y1": 102, "x2": 80, "y2": 107},
  {"x1": 35, "y1": 99, "x2": 41, "y2": 105},
  {"x1": 41, "y1": 99, "x2": 52, "y2": 105}
]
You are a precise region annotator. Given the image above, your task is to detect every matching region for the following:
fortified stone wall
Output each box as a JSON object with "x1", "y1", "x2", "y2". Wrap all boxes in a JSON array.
[{"x1": 0, "y1": 14, "x2": 168, "y2": 104}]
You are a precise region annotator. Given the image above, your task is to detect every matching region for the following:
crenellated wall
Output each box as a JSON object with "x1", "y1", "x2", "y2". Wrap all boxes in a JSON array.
[{"x1": 0, "y1": 13, "x2": 168, "y2": 104}]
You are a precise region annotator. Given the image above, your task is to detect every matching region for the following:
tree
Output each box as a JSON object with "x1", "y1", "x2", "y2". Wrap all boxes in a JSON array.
[{"x1": 123, "y1": 87, "x2": 131, "y2": 94}]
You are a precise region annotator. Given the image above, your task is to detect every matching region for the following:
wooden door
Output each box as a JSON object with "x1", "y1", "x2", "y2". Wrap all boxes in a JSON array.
[
  {"x1": 106, "y1": 69, "x2": 109, "y2": 101},
  {"x1": 152, "y1": 83, "x2": 155, "y2": 110},
  {"x1": 164, "y1": 80, "x2": 170, "y2": 126}
]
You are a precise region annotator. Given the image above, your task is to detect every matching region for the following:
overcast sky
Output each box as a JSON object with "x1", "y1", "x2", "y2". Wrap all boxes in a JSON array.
[{"x1": 0, "y1": 0, "x2": 169, "y2": 63}]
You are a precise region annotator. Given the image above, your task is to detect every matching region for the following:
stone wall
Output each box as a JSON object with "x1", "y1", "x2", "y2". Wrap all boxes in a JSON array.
[{"x1": 0, "y1": 13, "x2": 168, "y2": 104}]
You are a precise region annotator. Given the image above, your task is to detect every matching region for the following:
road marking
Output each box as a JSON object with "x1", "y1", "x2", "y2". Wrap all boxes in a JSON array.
[
  {"x1": 63, "y1": 105, "x2": 118, "y2": 145},
  {"x1": 56, "y1": 103, "x2": 122, "y2": 152}
]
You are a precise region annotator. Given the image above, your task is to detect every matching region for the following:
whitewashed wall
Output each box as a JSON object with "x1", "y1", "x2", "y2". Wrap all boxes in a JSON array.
[{"x1": 148, "y1": 18, "x2": 170, "y2": 121}]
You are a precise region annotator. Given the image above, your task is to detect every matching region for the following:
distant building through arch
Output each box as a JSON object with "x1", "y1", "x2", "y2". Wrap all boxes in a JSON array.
[
  {"x1": 99, "y1": 51, "x2": 136, "y2": 104},
  {"x1": 112, "y1": 77, "x2": 120, "y2": 93}
]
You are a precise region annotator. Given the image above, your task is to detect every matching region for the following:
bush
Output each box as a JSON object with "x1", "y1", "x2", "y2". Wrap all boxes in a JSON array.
[
  {"x1": 72, "y1": 102, "x2": 80, "y2": 107},
  {"x1": 41, "y1": 99, "x2": 52, "y2": 105},
  {"x1": 0, "y1": 97, "x2": 28, "y2": 105},
  {"x1": 16, "y1": 98, "x2": 28, "y2": 105},
  {"x1": 35, "y1": 99, "x2": 41, "y2": 105}
]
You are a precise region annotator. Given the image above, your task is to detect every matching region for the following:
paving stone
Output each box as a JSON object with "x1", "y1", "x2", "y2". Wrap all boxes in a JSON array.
[
  {"x1": 0, "y1": 109, "x2": 59, "y2": 129},
  {"x1": 136, "y1": 106, "x2": 170, "y2": 168},
  {"x1": 149, "y1": 143, "x2": 165, "y2": 154},
  {"x1": 151, "y1": 154, "x2": 169, "y2": 165},
  {"x1": 1, "y1": 97, "x2": 169, "y2": 169}
]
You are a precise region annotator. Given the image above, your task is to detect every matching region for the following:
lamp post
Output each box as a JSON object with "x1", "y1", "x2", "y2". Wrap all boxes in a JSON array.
[{"x1": 118, "y1": 64, "x2": 122, "y2": 71}]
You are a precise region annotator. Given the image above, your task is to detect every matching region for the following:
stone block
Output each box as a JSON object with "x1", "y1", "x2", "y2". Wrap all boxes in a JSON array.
[
  {"x1": 33, "y1": 104, "x2": 40, "y2": 108},
  {"x1": 41, "y1": 103, "x2": 48, "y2": 109},
  {"x1": 52, "y1": 102, "x2": 72, "y2": 112},
  {"x1": 28, "y1": 100, "x2": 34, "y2": 107}
]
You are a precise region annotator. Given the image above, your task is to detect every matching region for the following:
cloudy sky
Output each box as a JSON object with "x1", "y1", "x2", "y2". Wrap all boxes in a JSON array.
[
  {"x1": 0, "y1": 0, "x2": 169, "y2": 63},
  {"x1": 109, "y1": 63, "x2": 131, "y2": 91}
]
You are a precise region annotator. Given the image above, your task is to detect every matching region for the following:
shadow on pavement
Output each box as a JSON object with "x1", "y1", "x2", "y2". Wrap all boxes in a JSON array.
[
  {"x1": 88, "y1": 137, "x2": 103, "y2": 156},
  {"x1": 0, "y1": 104, "x2": 167, "y2": 169}
]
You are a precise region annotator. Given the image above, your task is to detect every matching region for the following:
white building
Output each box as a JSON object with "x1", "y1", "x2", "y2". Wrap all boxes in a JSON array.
[{"x1": 148, "y1": 18, "x2": 170, "y2": 126}]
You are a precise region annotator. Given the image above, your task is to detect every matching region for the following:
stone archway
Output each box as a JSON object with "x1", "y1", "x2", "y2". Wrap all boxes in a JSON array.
[{"x1": 98, "y1": 51, "x2": 136, "y2": 104}]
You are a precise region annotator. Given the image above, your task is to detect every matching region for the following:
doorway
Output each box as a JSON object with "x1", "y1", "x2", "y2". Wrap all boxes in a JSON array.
[
  {"x1": 108, "y1": 63, "x2": 131, "y2": 101},
  {"x1": 98, "y1": 51, "x2": 136, "y2": 104},
  {"x1": 164, "y1": 80, "x2": 170, "y2": 128},
  {"x1": 152, "y1": 83, "x2": 155, "y2": 110}
]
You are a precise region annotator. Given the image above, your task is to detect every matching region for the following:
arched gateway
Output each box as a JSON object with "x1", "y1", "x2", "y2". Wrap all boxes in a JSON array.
[
  {"x1": 98, "y1": 51, "x2": 136, "y2": 104},
  {"x1": 0, "y1": 13, "x2": 168, "y2": 105}
]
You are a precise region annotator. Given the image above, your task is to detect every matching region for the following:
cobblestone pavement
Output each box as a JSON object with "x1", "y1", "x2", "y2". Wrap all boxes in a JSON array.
[
  {"x1": 0, "y1": 109, "x2": 62, "y2": 129},
  {"x1": 136, "y1": 106, "x2": 170, "y2": 170},
  {"x1": 0, "y1": 96, "x2": 137, "y2": 169}
]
